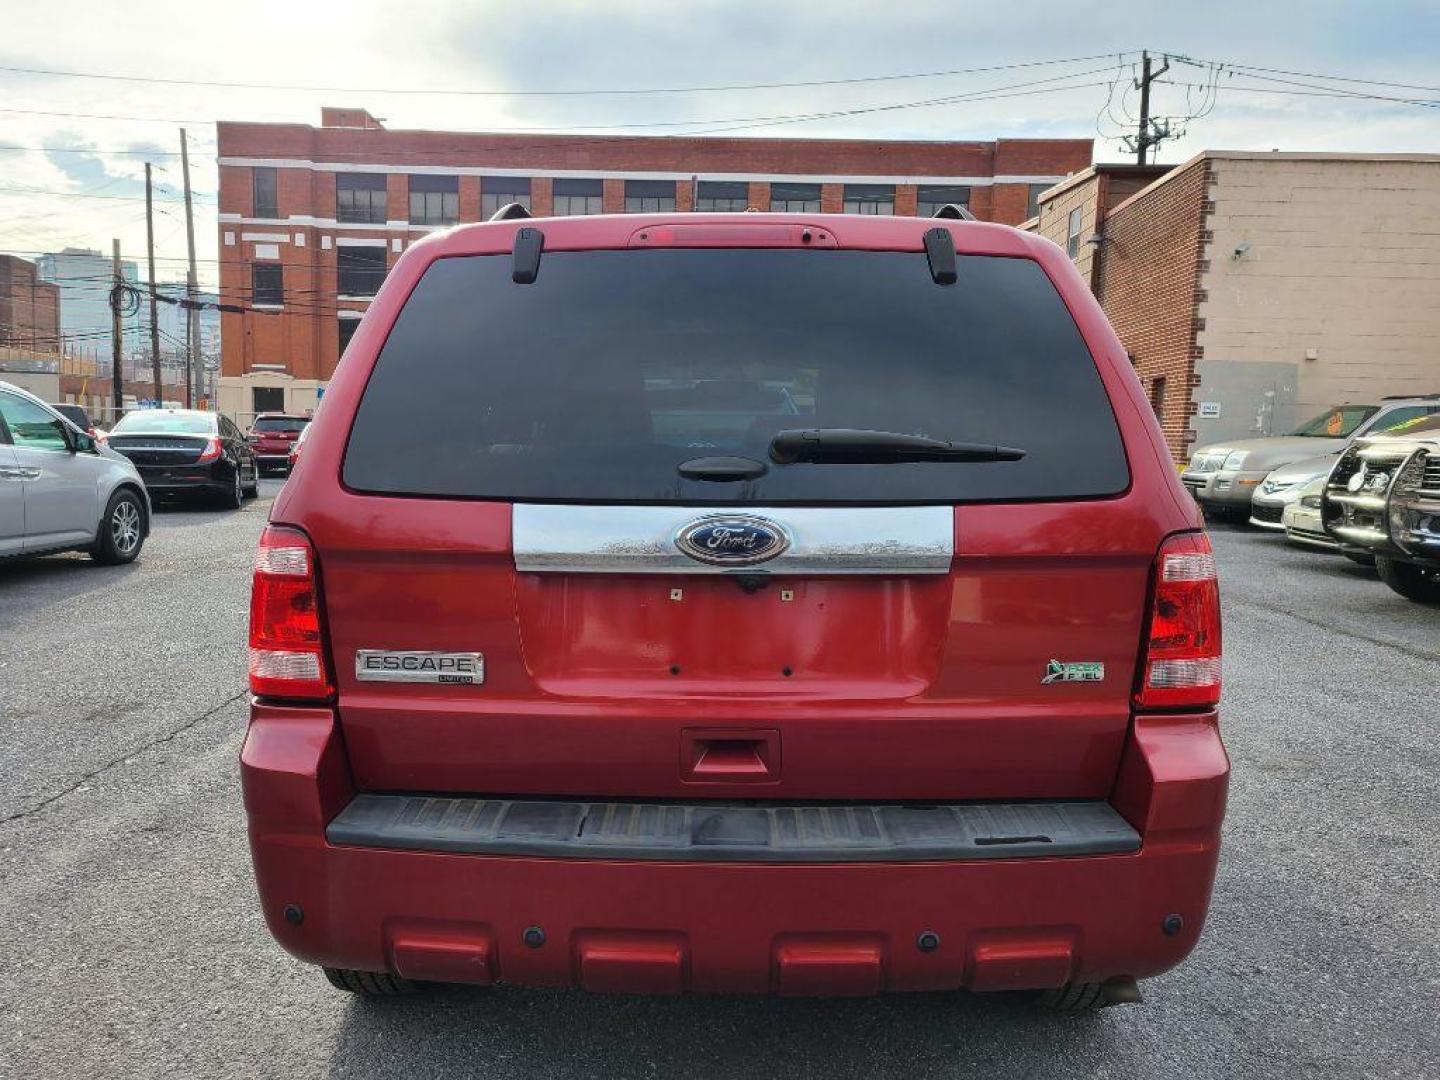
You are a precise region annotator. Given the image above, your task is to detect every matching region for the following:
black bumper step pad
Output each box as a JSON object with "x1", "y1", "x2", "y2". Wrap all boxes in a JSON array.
[{"x1": 327, "y1": 795, "x2": 1140, "y2": 863}]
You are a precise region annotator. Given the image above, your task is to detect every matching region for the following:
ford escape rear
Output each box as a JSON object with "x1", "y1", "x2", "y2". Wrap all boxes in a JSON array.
[{"x1": 241, "y1": 212, "x2": 1228, "y2": 1006}]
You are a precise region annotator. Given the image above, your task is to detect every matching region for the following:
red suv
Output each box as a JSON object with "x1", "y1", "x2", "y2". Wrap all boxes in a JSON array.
[
  {"x1": 247, "y1": 413, "x2": 310, "y2": 473},
  {"x1": 242, "y1": 212, "x2": 1227, "y2": 1007}
]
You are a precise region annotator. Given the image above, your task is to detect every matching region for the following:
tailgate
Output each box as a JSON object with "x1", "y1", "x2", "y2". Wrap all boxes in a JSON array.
[{"x1": 322, "y1": 497, "x2": 1152, "y2": 801}]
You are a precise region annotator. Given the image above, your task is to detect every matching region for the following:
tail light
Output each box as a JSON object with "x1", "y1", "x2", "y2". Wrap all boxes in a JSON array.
[
  {"x1": 248, "y1": 524, "x2": 334, "y2": 699},
  {"x1": 1135, "y1": 531, "x2": 1221, "y2": 710},
  {"x1": 197, "y1": 436, "x2": 223, "y2": 463}
]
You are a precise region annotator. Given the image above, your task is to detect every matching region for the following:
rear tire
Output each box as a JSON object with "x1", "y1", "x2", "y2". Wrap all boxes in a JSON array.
[
  {"x1": 90, "y1": 489, "x2": 145, "y2": 565},
  {"x1": 1035, "y1": 982, "x2": 1107, "y2": 1011},
  {"x1": 222, "y1": 466, "x2": 243, "y2": 510},
  {"x1": 1375, "y1": 556, "x2": 1440, "y2": 603},
  {"x1": 243, "y1": 463, "x2": 259, "y2": 499},
  {"x1": 323, "y1": 967, "x2": 418, "y2": 996}
]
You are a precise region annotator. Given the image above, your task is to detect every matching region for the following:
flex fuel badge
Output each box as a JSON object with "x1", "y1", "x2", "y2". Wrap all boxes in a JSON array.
[{"x1": 1041, "y1": 660, "x2": 1105, "y2": 684}]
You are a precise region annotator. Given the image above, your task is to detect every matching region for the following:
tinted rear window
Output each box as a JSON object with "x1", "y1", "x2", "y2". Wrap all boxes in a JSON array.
[
  {"x1": 111, "y1": 411, "x2": 215, "y2": 435},
  {"x1": 253, "y1": 417, "x2": 309, "y2": 433},
  {"x1": 343, "y1": 250, "x2": 1128, "y2": 504}
]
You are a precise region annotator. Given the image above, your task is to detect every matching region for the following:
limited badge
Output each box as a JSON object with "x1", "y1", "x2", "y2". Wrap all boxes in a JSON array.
[
  {"x1": 355, "y1": 650, "x2": 485, "y2": 685},
  {"x1": 1041, "y1": 660, "x2": 1105, "y2": 684}
]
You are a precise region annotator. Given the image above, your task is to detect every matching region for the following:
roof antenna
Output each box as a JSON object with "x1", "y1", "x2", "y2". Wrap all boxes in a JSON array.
[
  {"x1": 923, "y1": 227, "x2": 958, "y2": 285},
  {"x1": 490, "y1": 202, "x2": 532, "y2": 222},
  {"x1": 932, "y1": 203, "x2": 976, "y2": 221},
  {"x1": 512, "y1": 227, "x2": 544, "y2": 284}
]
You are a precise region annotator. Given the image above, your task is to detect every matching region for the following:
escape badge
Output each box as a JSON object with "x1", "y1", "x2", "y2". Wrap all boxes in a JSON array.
[{"x1": 1041, "y1": 660, "x2": 1105, "y2": 684}]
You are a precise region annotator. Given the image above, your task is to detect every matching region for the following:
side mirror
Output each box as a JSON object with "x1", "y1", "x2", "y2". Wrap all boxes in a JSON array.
[{"x1": 70, "y1": 430, "x2": 96, "y2": 454}]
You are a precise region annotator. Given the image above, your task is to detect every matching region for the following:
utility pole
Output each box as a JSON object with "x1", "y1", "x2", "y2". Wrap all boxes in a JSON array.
[
  {"x1": 145, "y1": 162, "x2": 163, "y2": 407},
  {"x1": 1132, "y1": 50, "x2": 1172, "y2": 165},
  {"x1": 110, "y1": 239, "x2": 124, "y2": 421},
  {"x1": 180, "y1": 128, "x2": 202, "y2": 409}
]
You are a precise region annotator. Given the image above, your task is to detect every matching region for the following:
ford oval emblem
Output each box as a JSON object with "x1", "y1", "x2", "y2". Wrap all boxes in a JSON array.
[{"x1": 674, "y1": 515, "x2": 790, "y2": 566}]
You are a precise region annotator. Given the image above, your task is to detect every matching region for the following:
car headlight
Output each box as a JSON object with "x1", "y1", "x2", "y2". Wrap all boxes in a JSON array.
[
  {"x1": 1300, "y1": 495, "x2": 1322, "y2": 509},
  {"x1": 1222, "y1": 450, "x2": 1248, "y2": 470}
]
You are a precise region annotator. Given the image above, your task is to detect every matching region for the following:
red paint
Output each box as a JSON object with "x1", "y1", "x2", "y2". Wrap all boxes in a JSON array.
[{"x1": 246, "y1": 213, "x2": 1225, "y2": 995}]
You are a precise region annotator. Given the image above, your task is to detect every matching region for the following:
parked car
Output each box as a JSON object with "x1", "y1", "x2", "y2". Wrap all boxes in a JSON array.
[
  {"x1": 1322, "y1": 415, "x2": 1440, "y2": 603},
  {"x1": 286, "y1": 419, "x2": 312, "y2": 472},
  {"x1": 1182, "y1": 396, "x2": 1440, "y2": 520},
  {"x1": 1248, "y1": 455, "x2": 1336, "y2": 529},
  {"x1": 0, "y1": 379, "x2": 149, "y2": 563},
  {"x1": 248, "y1": 413, "x2": 311, "y2": 474},
  {"x1": 1282, "y1": 476, "x2": 1335, "y2": 550},
  {"x1": 49, "y1": 402, "x2": 98, "y2": 437},
  {"x1": 241, "y1": 211, "x2": 1228, "y2": 1008},
  {"x1": 106, "y1": 408, "x2": 259, "y2": 508}
]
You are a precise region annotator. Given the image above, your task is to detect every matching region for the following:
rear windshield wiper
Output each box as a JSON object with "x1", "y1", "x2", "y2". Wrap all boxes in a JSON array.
[{"x1": 769, "y1": 428, "x2": 1026, "y2": 465}]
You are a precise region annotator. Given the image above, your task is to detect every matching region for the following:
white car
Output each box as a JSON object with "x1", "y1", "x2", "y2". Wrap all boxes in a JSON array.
[{"x1": 0, "y1": 380, "x2": 150, "y2": 564}]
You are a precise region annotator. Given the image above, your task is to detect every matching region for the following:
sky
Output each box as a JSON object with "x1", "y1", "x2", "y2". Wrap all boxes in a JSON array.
[{"x1": 1, "y1": 0, "x2": 1437, "y2": 296}]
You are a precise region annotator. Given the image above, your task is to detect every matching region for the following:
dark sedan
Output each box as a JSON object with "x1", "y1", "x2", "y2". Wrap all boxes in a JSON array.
[{"x1": 106, "y1": 409, "x2": 259, "y2": 508}]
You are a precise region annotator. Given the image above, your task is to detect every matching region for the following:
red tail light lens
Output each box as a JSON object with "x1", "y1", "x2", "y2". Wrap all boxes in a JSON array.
[
  {"x1": 1136, "y1": 531, "x2": 1221, "y2": 710},
  {"x1": 248, "y1": 524, "x2": 334, "y2": 699},
  {"x1": 197, "y1": 436, "x2": 223, "y2": 463}
]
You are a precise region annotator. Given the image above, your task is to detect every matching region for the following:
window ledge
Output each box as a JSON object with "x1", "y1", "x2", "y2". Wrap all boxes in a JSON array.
[
  {"x1": 335, "y1": 295, "x2": 375, "y2": 303},
  {"x1": 250, "y1": 304, "x2": 284, "y2": 311}
]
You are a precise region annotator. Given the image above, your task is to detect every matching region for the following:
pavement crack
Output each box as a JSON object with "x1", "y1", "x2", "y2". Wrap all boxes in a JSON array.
[
  {"x1": 0, "y1": 690, "x2": 248, "y2": 827},
  {"x1": 1227, "y1": 594, "x2": 1440, "y2": 664}
]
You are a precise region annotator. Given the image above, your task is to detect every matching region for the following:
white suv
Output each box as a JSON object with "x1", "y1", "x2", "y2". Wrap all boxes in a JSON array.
[{"x1": 0, "y1": 380, "x2": 150, "y2": 564}]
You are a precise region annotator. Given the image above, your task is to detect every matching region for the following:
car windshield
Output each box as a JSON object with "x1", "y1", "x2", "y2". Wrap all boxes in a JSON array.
[
  {"x1": 111, "y1": 411, "x2": 215, "y2": 435},
  {"x1": 344, "y1": 249, "x2": 1129, "y2": 504},
  {"x1": 1289, "y1": 405, "x2": 1378, "y2": 437},
  {"x1": 252, "y1": 417, "x2": 309, "y2": 433}
]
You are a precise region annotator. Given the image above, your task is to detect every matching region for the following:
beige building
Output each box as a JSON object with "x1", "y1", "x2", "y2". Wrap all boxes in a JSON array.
[{"x1": 1032, "y1": 152, "x2": 1440, "y2": 457}]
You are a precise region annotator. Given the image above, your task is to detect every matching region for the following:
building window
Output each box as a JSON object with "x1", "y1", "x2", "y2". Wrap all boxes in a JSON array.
[
  {"x1": 625, "y1": 180, "x2": 676, "y2": 213},
  {"x1": 1066, "y1": 207, "x2": 1084, "y2": 259},
  {"x1": 1026, "y1": 183, "x2": 1051, "y2": 220},
  {"x1": 336, "y1": 174, "x2": 388, "y2": 224},
  {"x1": 915, "y1": 185, "x2": 971, "y2": 218},
  {"x1": 482, "y1": 176, "x2": 532, "y2": 219},
  {"x1": 252, "y1": 167, "x2": 278, "y2": 219},
  {"x1": 769, "y1": 183, "x2": 821, "y2": 213},
  {"x1": 552, "y1": 178, "x2": 603, "y2": 216},
  {"x1": 1150, "y1": 376, "x2": 1167, "y2": 420},
  {"x1": 695, "y1": 181, "x2": 749, "y2": 212},
  {"x1": 408, "y1": 175, "x2": 458, "y2": 226},
  {"x1": 251, "y1": 264, "x2": 283, "y2": 307},
  {"x1": 843, "y1": 184, "x2": 894, "y2": 215},
  {"x1": 337, "y1": 245, "x2": 387, "y2": 297},
  {"x1": 338, "y1": 317, "x2": 360, "y2": 358}
]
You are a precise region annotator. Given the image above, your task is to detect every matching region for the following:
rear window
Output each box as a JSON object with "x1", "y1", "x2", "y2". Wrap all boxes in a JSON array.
[
  {"x1": 252, "y1": 417, "x2": 309, "y2": 433},
  {"x1": 111, "y1": 411, "x2": 215, "y2": 435},
  {"x1": 343, "y1": 249, "x2": 1128, "y2": 504}
]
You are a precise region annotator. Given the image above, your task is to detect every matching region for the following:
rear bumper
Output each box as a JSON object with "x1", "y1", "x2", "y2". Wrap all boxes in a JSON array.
[
  {"x1": 132, "y1": 462, "x2": 229, "y2": 493},
  {"x1": 241, "y1": 703, "x2": 1229, "y2": 995}
]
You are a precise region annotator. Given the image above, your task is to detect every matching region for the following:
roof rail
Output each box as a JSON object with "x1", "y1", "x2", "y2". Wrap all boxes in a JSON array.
[
  {"x1": 932, "y1": 203, "x2": 977, "y2": 221},
  {"x1": 489, "y1": 202, "x2": 532, "y2": 222},
  {"x1": 1380, "y1": 393, "x2": 1440, "y2": 400}
]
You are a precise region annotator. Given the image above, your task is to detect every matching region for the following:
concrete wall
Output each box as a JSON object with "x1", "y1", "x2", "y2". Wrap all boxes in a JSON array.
[
  {"x1": 1198, "y1": 155, "x2": 1440, "y2": 425},
  {"x1": 1191, "y1": 358, "x2": 1300, "y2": 445}
]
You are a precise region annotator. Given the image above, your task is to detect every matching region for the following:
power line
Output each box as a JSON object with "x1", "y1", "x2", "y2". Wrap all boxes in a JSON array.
[
  {"x1": 0, "y1": 52, "x2": 1138, "y2": 98},
  {"x1": 1171, "y1": 54, "x2": 1440, "y2": 95}
]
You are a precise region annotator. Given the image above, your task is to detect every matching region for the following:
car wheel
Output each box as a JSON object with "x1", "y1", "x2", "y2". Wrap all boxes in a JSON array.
[
  {"x1": 90, "y1": 489, "x2": 145, "y2": 565},
  {"x1": 222, "y1": 466, "x2": 244, "y2": 509},
  {"x1": 1035, "y1": 983, "x2": 1106, "y2": 1011},
  {"x1": 323, "y1": 968, "x2": 418, "y2": 996},
  {"x1": 1374, "y1": 556, "x2": 1440, "y2": 604},
  {"x1": 243, "y1": 463, "x2": 260, "y2": 499}
]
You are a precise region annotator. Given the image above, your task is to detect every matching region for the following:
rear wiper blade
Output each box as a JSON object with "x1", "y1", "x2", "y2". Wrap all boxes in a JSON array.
[{"x1": 769, "y1": 428, "x2": 1026, "y2": 465}]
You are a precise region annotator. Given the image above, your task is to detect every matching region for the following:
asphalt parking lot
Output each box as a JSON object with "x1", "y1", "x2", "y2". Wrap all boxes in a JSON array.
[{"x1": 1, "y1": 485, "x2": 1437, "y2": 1079}]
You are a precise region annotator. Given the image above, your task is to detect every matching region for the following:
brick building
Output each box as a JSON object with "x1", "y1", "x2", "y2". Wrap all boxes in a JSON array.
[
  {"x1": 0, "y1": 255, "x2": 61, "y2": 352},
  {"x1": 1033, "y1": 152, "x2": 1440, "y2": 460},
  {"x1": 215, "y1": 108, "x2": 1092, "y2": 420}
]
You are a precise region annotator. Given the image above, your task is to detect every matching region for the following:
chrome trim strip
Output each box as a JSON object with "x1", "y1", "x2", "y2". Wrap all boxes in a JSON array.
[{"x1": 513, "y1": 505, "x2": 954, "y2": 575}]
